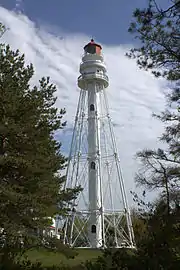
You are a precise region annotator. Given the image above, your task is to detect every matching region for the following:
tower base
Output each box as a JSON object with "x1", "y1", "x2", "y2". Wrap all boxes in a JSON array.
[{"x1": 63, "y1": 210, "x2": 135, "y2": 249}]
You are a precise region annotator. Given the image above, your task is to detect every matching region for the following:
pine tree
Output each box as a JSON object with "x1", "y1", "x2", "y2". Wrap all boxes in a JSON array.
[
  {"x1": 127, "y1": 0, "x2": 180, "y2": 214},
  {"x1": 0, "y1": 43, "x2": 79, "y2": 260},
  {"x1": 124, "y1": 1, "x2": 180, "y2": 267}
]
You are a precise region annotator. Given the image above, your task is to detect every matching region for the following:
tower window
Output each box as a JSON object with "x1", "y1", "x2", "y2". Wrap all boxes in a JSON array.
[
  {"x1": 91, "y1": 225, "x2": 96, "y2": 233},
  {"x1": 91, "y1": 161, "x2": 96, "y2": 170},
  {"x1": 90, "y1": 104, "x2": 95, "y2": 111},
  {"x1": 85, "y1": 44, "x2": 96, "y2": 54}
]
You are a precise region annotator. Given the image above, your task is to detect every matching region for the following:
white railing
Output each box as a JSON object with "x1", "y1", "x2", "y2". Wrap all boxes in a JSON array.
[
  {"x1": 82, "y1": 52, "x2": 104, "y2": 62},
  {"x1": 78, "y1": 72, "x2": 109, "y2": 82}
]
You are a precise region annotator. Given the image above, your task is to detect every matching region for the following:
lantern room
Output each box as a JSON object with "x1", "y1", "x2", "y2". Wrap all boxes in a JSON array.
[{"x1": 84, "y1": 39, "x2": 102, "y2": 55}]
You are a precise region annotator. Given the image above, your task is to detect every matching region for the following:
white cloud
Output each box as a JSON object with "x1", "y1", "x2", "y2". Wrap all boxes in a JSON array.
[{"x1": 0, "y1": 7, "x2": 167, "y2": 204}]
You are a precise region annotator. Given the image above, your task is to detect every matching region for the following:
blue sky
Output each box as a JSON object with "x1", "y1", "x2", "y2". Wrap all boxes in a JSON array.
[{"x1": 0, "y1": 0, "x2": 170, "y2": 45}]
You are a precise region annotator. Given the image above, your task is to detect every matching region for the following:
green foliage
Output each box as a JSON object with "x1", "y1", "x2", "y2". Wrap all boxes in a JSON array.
[
  {"x1": 0, "y1": 22, "x2": 6, "y2": 38},
  {"x1": 0, "y1": 44, "x2": 80, "y2": 261},
  {"x1": 135, "y1": 195, "x2": 180, "y2": 269},
  {"x1": 127, "y1": 0, "x2": 180, "y2": 80},
  {"x1": 83, "y1": 200, "x2": 180, "y2": 269},
  {"x1": 130, "y1": 209, "x2": 148, "y2": 246},
  {"x1": 0, "y1": 258, "x2": 80, "y2": 270},
  {"x1": 84, "y1": 249, "x2": 138, "y2": 270}
]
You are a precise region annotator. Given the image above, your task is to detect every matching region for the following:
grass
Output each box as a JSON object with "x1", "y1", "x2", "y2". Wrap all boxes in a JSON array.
[{"x1": 26, "y1": 248, "x2": 102, "y2": 267}]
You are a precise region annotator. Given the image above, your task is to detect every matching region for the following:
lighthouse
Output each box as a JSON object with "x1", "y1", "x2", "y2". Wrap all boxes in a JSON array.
[{"x1": 63, "y1": 39, "x2": 135, "y2": 249}]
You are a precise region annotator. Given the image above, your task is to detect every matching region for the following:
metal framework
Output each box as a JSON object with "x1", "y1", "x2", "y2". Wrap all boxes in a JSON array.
[{"x1": 63, "y1": 40, "x2": 135, "y2": 249}]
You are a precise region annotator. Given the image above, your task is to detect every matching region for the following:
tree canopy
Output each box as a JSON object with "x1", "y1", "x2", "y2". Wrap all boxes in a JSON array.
[
  {"x1": 0, "y1": 40, "x2": 79, "y2": 262},
  {"x1": 127, "y1": 0, "x2": 180, "y2": 80}
]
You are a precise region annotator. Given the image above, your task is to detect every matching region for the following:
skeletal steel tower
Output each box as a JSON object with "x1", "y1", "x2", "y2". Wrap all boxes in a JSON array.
[{"x1": 63, "y1": 39, "x2": 135, "y2": 249}]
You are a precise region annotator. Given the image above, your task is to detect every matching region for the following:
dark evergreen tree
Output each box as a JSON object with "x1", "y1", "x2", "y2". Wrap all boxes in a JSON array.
[{"x1": 0, "y1": 43, "x2": 79, "y2": 261}]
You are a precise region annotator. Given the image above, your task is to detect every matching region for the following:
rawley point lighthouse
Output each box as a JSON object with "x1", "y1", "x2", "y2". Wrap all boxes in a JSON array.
[{"x1": 63, "y1": 39, "x2": 135, "y2": 249}]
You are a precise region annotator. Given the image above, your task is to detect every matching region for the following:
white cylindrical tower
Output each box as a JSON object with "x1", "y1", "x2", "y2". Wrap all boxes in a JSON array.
[
  {"x1": 78, "y1": 39, "x2": 109, "y2": 248},
  {"x1": 63, "y1": 39, "x2": 135, "y2": 249}
]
